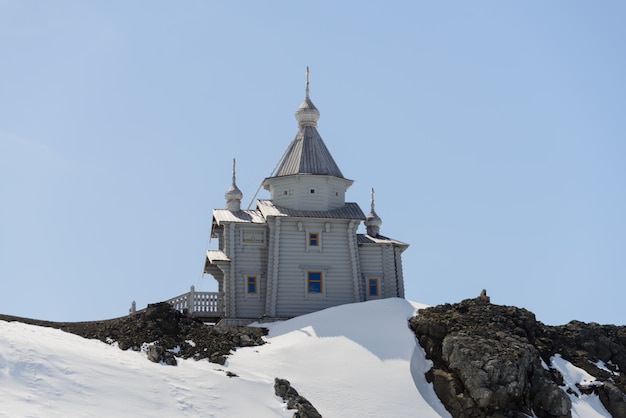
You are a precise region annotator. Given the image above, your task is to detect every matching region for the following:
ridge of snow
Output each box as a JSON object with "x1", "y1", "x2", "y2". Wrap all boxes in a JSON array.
[{"x1": 0, "y1": 298, "x2": 448, "y2": 417}]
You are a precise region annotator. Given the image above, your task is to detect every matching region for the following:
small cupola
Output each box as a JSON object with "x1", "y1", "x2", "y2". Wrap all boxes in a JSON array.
[
  {"x1": 365, "y1": 188, "x2": 382, "y2": 236},
  {"x1": 224, "y1": 158, "x2": 243, "y2": 211},
  {"x1": 294, "y1": 66, "x2": 320, "y2": 128}
]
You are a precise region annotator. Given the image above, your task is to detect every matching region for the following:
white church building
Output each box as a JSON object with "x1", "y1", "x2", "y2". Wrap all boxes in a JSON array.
[{"x1": 203, "y1": 70, "x2": 408, "y2": 325}]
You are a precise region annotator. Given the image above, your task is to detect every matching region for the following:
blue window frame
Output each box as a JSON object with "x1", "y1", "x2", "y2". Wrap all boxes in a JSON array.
[
  {"x1": 368, "y1": 278, "x2": 378, "y2": 296},
  {"x1": 309, "y1": 232, "x2": 319, "y2": 247},
  {"x1": 308, "y1": 271, "x2": 322, "y2": 293},
  {"x1": 247, "y1": 276, "x2": 257, "y2": 294}
]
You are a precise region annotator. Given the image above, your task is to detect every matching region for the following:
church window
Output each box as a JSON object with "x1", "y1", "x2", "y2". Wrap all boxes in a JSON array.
[
  {"x1": 308, "y1": 271, "x2": 323, "y2": 293},
  {"x1": 300, "y1": 265, "x2": 329, "y2": 298},
  {"x1": 368, "y1": 278, "x2": 379, "y2": 297},
  {"x1": 247, "y1": 276, "x2": 257, "y2": 294},
  {"x1": 306, "y1": 227, "x2": 322, "y2": 252}
]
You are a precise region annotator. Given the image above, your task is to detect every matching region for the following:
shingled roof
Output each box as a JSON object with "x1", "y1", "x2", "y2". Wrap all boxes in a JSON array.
[{"x1": 272, "y1": 125, "x2": 344, "y2": 178}]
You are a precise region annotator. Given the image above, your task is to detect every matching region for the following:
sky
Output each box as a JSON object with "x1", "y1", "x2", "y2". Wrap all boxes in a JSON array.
[
  {"x1": 1, "y1": 1, "x2": 625, "y2": 325},
  {"x1": 0, "y1": 299, "x2": 612, "y2": 417}
]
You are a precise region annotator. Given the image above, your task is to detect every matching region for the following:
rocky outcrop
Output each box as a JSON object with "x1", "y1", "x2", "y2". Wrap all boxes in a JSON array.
[
  {"x1": 410, "y1": 299, "x2": 626, "y2": 418},
  {"x1": 274, "y1": 378, "x2": 322, "y2": 418},
  {"x1": 1, "y1": 302, "x2": 267, "y2": 365}
]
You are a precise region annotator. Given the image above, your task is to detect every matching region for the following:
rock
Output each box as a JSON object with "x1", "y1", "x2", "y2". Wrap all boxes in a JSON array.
[
  {"x1": 146, "y1": 345, "x2": 164, "y2": 363},
  {"x1": 146, "y1": 344, "x2": 178, "y2": 365},
  {"x1": 274, "y1": 378, "x2": 322, "y2": 418},
  {"x1": 1, "y1": 302, "x2": 268, "y2": 367},
  {"x1": 410, "y1": 298, "x2": 626, "y2": 418},
  {"x1": 426, "y1": 368, "x2": 473, "y2": 417},
  {"x1": 598, "y1": 382, "x2": 626, "y2": 418},
  {"x1": 240, "y1": 334, "x2": 254, "y2": 346}
]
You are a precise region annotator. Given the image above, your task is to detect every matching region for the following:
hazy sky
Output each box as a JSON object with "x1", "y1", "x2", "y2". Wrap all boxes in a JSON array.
[{"x1": 2, "y1": 1, "x2": 625, "y2": 325}]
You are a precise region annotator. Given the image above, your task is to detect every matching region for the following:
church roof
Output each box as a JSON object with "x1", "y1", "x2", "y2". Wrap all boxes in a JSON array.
[
  {"x1": 269, "y1": 67, "x2": 345, "y2": 179},
  {"x1": 212, "y1": 209, "x2": 266, "y2": 225},
  {"x1": 357, "y1": 233, "x2": 409, "y2": 249},
  {"x1": 272, "y1": 125, "x2": 344, "y2": 178},
  {"x1": 257, "y1": 199, "x2": 365, "y2": 220},
  {"x1": 206, "y1": 250, "x2": 230, "y2": 263}
]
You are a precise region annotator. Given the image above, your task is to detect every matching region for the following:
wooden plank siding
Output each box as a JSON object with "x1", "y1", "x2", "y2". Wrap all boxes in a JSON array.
[
  {"x1": 394, "y1": 246, "x2": 406, "y2": 298},
  {"x1": 231, "y1": 224, "x2": 268, "y2": 318},
  {"x1": 272, "y1": 218, "x2": 358, "y2": 317},
  {"x1": 358, "y1": 245, "x2": 385, "y2": 300},
  {"x1": 206, "y1": 216, "x2": 407, "y2": 320},
  {"x1": 382, "y1": 245, "x2": 398, "y2": 301}
]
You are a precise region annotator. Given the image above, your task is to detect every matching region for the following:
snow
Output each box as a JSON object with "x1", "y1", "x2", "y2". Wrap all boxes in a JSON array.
[
  {"x1": 0, "y1": 298, "x2": 450, "y2": 417},
  {"x1": 592, "y1": 359, "x2": 620, "y2": 376},
  {"x1": 1, "y1": 299, "x2": 614, "y2": 417},
  {"x1": 550, "y1": 354, "x2": 611, "y2": 418}
]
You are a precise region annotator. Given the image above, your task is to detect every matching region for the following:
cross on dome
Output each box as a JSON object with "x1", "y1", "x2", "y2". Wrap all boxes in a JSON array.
[
  {"x1": 305, "y1": 66, "x2": 311, "y2": 99},
  {"x1": 295, "y1": 66, "x2": 320, "y2": 128}
]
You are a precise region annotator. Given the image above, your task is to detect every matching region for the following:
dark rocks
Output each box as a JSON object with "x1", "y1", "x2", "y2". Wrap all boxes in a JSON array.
[
  {"x1": 598, "y1": 382, "x2": 626, "y2": 418},
  {"x1": 410, "y1": 299, "x2": 626, "y2": 418},
  {"x1": 0, "y1": 302, "x2": 268, "y2": 366},
  {"x1": 146, "y1": 344, "x2": 178, "y2": 366},
  {"x1": 274, "y1": 378, "x2": 322, "y2": 418}
]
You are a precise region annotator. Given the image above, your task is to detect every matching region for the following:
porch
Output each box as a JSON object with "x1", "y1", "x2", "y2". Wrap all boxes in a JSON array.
[{"x1": 130, "y1": 286, "x2": 223, "y2": 323}]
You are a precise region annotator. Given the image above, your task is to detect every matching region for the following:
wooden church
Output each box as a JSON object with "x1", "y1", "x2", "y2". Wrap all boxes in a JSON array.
[{"x1": 204, "y1": 70, "x2": 408, "y2": 325}]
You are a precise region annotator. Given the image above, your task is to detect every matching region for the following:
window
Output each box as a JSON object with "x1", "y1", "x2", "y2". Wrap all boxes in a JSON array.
[
  {"x1": 368, "y1": 278, "x2": 379, "y2": 297},
  {"x1": 305, "y1": 227, "x2": 322, "y2": 252},
  {"x1": 300, "y1": 265, "x2": 329, "y2": 298},
  {"x1": 310, "y1": 188, "x2": 316, "y2": 194},
  {"x1": 243, "y1": 273, "x2": 261, "y2": 299},
  {"x1": 308, "y1": 271, "x2": 323, "y2": 293},
  {"x1": 247, "y1": 276, "x2": 257, "y2": 294}
]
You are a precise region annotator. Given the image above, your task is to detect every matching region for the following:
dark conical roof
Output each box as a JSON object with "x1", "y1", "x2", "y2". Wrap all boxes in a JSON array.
[
  {"x1": 273, "y1": 125, "x2": 344, "y2": 178},
  {"x1": 271, "y1": 67, "x2": 344, "y2": 178}
]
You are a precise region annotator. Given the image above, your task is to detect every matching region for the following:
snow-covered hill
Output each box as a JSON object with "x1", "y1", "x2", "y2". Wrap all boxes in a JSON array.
[{"x1": 0, "y1": 299, "x2": 613, "y2": 417}]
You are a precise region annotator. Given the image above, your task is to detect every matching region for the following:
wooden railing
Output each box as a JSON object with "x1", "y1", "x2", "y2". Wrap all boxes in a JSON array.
[{"x1": 129, "y1": 286, "x2": 223, "y2": 319}]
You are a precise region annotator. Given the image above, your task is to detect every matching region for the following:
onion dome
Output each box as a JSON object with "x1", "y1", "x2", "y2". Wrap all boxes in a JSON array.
[
  {"x1": 295, "y1": 66, "x2": 320, "y2": 128},
  {"x1": 225, "y1": 158, "x2": 243, "y2": 211},
  {"x1": 365, "y1": 188, "x2": 382, "y2": 236}
]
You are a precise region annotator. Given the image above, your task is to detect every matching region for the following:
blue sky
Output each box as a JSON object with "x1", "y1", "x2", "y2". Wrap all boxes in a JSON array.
[{"x1": 1, "y1": 1, "x2": 625, "y2": 325}]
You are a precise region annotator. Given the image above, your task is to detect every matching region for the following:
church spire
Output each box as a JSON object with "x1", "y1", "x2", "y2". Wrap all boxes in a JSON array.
[
  {"x1": 365, "y1": 188, "x2": 382, "y2": 236},
  {"x1": 225, "y1": 158, "x2": 243, "y2": 211},
  {"x1": 269, "y1": 67, "x2": 343, "y2": 178},
  {"x1": 295, "y1": 66, "x2": 320, "y2": 128}
]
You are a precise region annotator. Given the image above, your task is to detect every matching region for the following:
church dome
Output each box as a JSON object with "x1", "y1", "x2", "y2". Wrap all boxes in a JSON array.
[
  {"x1": 365, "y1": 210, "x2": 382, "y2": 229},
  {"x1": 295, "y1": 66, "x2": 320, "y2": 128},
  {"x1": 295, "y1": 97, "x2": 320, "y2": 127},
  {"x1": 365, "y1": 188, "x2": 382, "y2": 236},
  {"x1": 225, "y1": 159, "x2": 243, "y2": 211},
  {"x1": 224, "y1": 183, "x2": 243, "y2": 202}
]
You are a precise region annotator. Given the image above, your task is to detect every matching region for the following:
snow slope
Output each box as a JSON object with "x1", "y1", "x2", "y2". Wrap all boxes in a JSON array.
[
  {"x1": 0, "y1": 298, "x2": 450, "y2": 417},
  {"x1": 0, "y1": 298, "x2": 612, "y2": 417}
]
